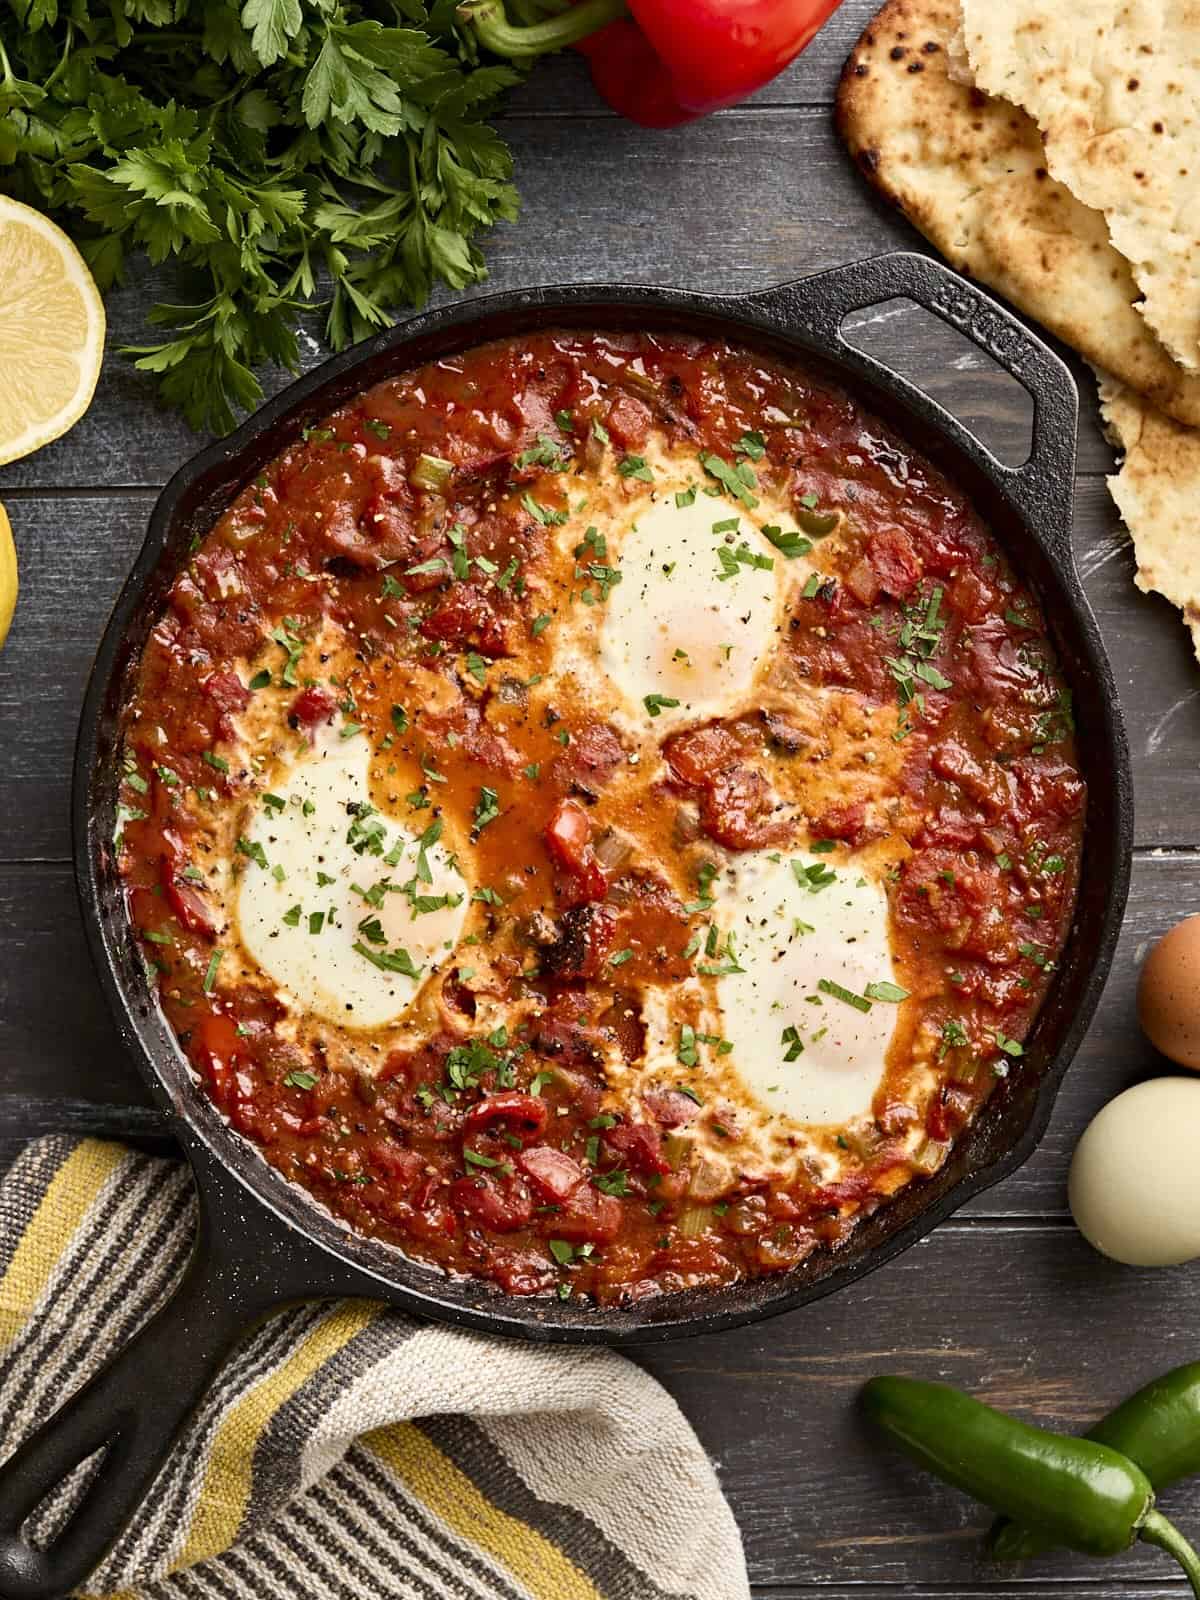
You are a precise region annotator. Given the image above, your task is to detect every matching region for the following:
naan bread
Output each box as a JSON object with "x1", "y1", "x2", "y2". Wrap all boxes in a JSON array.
[
  {"x1": 1099, "y1": 374, "x2": 1200, "y2": 663},
  {"x1": 962, "y1": 0, "x2": 1200, "y2": 372},
  {"x1": 836, "y1": 0, "x2": 1200, "y2": 426}
]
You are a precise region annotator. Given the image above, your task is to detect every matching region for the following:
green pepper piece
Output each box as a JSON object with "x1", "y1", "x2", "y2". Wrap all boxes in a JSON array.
[
  {"x1": 863, "y1": 1376, "x2": 1200, "y2": 1592},
  {"x1": 991, "y1": 1360, "x2": 1200, "y2": 1563},
  {"x1": 794, "y1": 504, "x2": 841, "y2": 538}
]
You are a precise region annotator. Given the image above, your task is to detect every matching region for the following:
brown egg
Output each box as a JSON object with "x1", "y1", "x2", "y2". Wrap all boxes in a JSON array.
[{"x1": 1138, "y1": 914, "x2": 1200, "y2": 1068}]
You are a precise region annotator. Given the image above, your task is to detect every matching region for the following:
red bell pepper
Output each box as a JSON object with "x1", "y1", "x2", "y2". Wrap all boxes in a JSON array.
[{"x1": 461, "y1": 0, "x2": 843, "y2": 127}]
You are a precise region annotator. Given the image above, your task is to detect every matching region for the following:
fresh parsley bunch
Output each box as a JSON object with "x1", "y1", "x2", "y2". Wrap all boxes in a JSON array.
[{"x1": 0, "y1": 0, "x2": 523, "y2": 431}]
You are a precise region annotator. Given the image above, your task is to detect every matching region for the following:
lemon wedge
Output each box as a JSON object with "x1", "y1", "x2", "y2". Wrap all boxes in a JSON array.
[
  {"x1": 0, "y1": 197, "x2": 105, "y2": 467},
  {"x1": 0, "y1": 504, "x2": 17, "y2": 649}
]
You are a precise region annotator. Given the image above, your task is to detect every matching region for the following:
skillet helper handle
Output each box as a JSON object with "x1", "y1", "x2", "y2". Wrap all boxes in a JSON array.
[
  {"x1": 0, "y1": 1221, "x2": 279, "y2": 1600},
  {"x1": 745, "y1": 251, "x2": 1079, "y2": 555}
]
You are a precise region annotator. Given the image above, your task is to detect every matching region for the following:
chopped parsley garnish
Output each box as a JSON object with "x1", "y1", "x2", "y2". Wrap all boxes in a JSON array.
[
  {"x1": 863, "y1": 981, "x2": 910, "y2": 1002},
  {"x1": 699, "y1": 450, "x2": 759, "y2": 508},
  {"x1": 472, "y1": 786, "x2": 501, "y2": 832},
  {"x1": 792, "y1": 860, "x2": 837, "y2": 892},
  {"x1": 464, "y1": 652, "x2": 489, "y2": 685},
  {"x1": 618, "y1": 454, "x2": 654, "y2": 482},
  {"x1": 236, "y1": 837, "x2": 268, "y2": 870},
  {"x1": 644, "y1": 693, "x2": 681, "y2": 718},
  {"x1": 675, "y1": 485, "x2": 697, "y2": 508},
  {"x1": 282, "y1": 905, "x2": 302, "y2": 927},
  {"x1": 521, "y1": 492, "x2": 568, "y2": 527},
  {"x1": 354, "y1": 941, "x2": 422, "y2": 977},
  {"x1": 593, "y1": 1169, "x2": 630, "y2": 1196},
  {"x1": 463, "y1": 1148, "x2": 503, "y2": 1170},
  {"x1": 939, "y1": 1018, "x2": 969, "y2": 1057},
  {"x1": 202, "y1": 751, "x2": 229, "y2": 774},
  {"x1": 202, "y1": 950, "x2": 222, "y2": 994},
  {"x1": 248, "y1": 669, "x2": 271, "y2": 691},
  {"x1": 308, "y1": 911, "x2": 325, "y2": 935},
  {"x1": 781, "y1": 1025, "x2": 804, "y2": 1061},
  {"x1": 762, "y1": 525, "x2": 812, "y2": 559},
  {"x1": 817, "y1": 978, "x2": 872, "y2": 1013},
  {"x1": 284, "y1": 1070, "x2": 318, "y2": 1091},
  {"x1": 609, "y1": 948, "x2": 634, "y2": 967},
  {"x1": 716, "y1": 542, "x2": 773, "y2": 581},
  {"x1": 531, "y1": 612, "x2": 552, "y2": 638},
  {"x1": 271, "y1": 620, "x2": 304, "y2": 687},
  {"x1": 391, "y1": 705, "x2": 409, "y2": 736},
  {"x1": 381, "y1": 572, "x2": 406, "y2": 600},
  {"x1": 517, "y1": 433, "x2": 569, "y2": 469},
  {"x1": 993, "y1": 1030, "x2": 1025, "y2": 1058},
  {"x1": 735, "y1": 430, "x2": 766, "y2": 461}
]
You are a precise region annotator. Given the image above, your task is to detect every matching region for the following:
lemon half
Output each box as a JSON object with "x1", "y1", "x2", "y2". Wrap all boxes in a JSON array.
[
  {"x1": 0, "y1": 196, "x2": 105, "y2": 466},
  {"x1": 0, "y1": 504, "x2": 16, "y2": 649}
]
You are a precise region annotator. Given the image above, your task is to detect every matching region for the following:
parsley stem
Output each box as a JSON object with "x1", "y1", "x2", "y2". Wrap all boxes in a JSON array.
[{"x1": 459, "y1": 0, "x2": 629, "y2": 59}]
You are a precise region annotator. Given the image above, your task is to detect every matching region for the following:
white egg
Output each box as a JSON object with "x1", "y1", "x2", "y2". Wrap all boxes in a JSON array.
[
  {"x1": 714, "y1": 851, "x2": 902, "y2": 1126},
  {"x1": 598, "y1": 492, "x2": 802, "y2": 733},
  {"x1": 1069, "y1": 1077, "x2": 1200, "y2": 1266},
  {"x1": 235, "y1": 744, "x2": 468, "y2": 1029}
]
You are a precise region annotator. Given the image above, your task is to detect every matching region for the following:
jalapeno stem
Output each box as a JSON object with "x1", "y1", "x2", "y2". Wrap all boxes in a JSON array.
[{"x1": 1141, "y1": 1509, "x2": 1200, "y2": 1597}]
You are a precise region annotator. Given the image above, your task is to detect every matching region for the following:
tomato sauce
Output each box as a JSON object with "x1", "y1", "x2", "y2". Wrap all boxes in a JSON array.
[{"x1": 117, "y1": 331, "x2": 1085, "y2": 1306}]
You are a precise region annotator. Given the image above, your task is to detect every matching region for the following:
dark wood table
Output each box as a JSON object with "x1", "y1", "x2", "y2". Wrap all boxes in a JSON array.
[{"x1": 4, "y1": 8, "x2": 1199, "y2": 1593}]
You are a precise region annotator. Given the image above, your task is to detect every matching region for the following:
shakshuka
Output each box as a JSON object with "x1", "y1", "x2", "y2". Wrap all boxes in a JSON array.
[{"x1": 117, "y1": 331, "x2": 1085, "y2": 1305}]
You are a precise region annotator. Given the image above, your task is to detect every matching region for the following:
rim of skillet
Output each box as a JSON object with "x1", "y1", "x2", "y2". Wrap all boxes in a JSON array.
[{"x1": 72, "y1": 264, "x2": 1134, "y2": 1345}]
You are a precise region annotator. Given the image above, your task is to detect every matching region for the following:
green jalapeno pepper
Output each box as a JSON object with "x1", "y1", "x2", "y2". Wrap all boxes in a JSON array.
[
  {"x1": 863, "y1": 1376, "x2": 1200, "y2": 1594},
  {"x1": 990, "y1": 1361, "x2": 1200, "y2": 1563}
]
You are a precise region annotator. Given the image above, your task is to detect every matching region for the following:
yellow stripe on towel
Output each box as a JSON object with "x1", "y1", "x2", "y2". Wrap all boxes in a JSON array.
[
  {"x1": 173, "y1": 1300, "x2": 380, "y2": 1570},
  {"x1": 0, "y1": 1140, "x2": 126, "y2": 1352},
  {"x1": 368, "y1": 1423, "x2": 600, "y2": 1600}
]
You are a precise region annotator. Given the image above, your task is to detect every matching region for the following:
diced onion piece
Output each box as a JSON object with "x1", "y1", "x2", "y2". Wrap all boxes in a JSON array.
[
  {"x1": 911, "y1": 1137, "x2": 951, "y2": 1175},
  {"x1": 410, "y1": 453, "x2": 454, "y2": 492},
  {"x1": 677, "y1": 1204, "x2": 711, "y2": 1239},
  {"x1": 663, "y1": 1133, "x2": 692, "y2": 1169},
  {"x1": 593, "y1": 827, "x2": 634, "y2": 871},
  {"x1": 687, "y1": 1158, "x2": 728, "y2": 1202}
]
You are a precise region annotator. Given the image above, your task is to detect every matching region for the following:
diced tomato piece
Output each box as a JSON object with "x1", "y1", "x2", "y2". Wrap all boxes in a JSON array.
[
  {"x1": 421, "y1": 585, "x2": 513, "y2": 656},
  {"x1": 550, "y1": 721, "x2": 625, "y2": 796},
  {"x1": 369, "y1": 1139, "x2": 424, "y2": 1191},
  {"x1": 290, "y1": 685, "x2": 336, "y2": 727},
  {"x1": 549, "y1": 1183, "x2": 623, "y2": 1244},
  {"x1": 463, "y1": 1092, "x2": 549, "y2": 1141},
  {"x1": 450, "y1": 1174, "x2": 533, "y2": 1233},
  {"x1": 544, "y1": 798, "x2": 608, "y2": 901},
  {"x1": 844, "y1": 558, "x2": 881, "y2": 606},
  {"x1": 539, "y1": 903, "x2": 618, "y2": 980},
  {"x1": 867, "y1": 527, "x2": 922, "y2": 597},
  {"x1": 200, "y1": 670, "x2": 250, "y2": 715},
  {"x1": 604, "y1": 1120, "x2": 671, "y2": 1176},
  {"x1": 808, "y1": 799, "x2": 872, "y2": 847},
  {"x1": 665, "y1": 724, "x2": 739, "y2": 786},
  {"x1": 516, "y1": 1145, "x2": 585, "y2": 1202},
  {"x1": 700, "y1": 764, "x2": 788, "y2": 851},
  {"x1": 158, "y1": 829, "x2": 217, "y2": 938},
  {"x1": 643, "y1": 1089, "x2": 701, "y2": 1128}
]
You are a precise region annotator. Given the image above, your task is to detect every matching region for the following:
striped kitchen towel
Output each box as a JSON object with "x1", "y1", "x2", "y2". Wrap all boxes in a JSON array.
[{"x1": 0, "y1": 1138, "x2": 749, "y2": 1600}]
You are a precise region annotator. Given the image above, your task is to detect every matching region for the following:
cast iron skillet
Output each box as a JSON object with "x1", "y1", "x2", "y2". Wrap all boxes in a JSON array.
[{"x1": 0, "y1": 251, "x2": 1131, "y2": 1600}]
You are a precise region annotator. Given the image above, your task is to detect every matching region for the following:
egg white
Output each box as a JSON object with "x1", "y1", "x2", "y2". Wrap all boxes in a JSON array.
[
  {"x1": 713, "y1": 851, "x2": 901, "y2": 1127},
  {"x1": 235, "y1": 743, "x2": 468, "y2": 1030}
]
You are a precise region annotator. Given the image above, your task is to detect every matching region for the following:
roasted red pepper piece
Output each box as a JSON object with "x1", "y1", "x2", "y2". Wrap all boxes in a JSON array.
[{"x1": 461, "y1": 0, "x2": 844, "y2": 126}]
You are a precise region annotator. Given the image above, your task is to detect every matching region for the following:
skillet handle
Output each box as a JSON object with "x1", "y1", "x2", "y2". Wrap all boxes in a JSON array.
[
  {"x1": 0, "y1": 1150, "x2": 313, "y2": 1600},
  {"x1": 743, "y1": 251, "x2": 1079, "y2": 555}
]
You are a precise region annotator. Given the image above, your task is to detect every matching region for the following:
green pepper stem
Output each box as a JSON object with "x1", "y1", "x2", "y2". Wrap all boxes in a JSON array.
[
  {"x1": 457, "y1": 0, "x2": 629, "y2": 58},
  {"x1": 1141, "y1": 1509, "x2": 1200, "y2": 1598}
]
